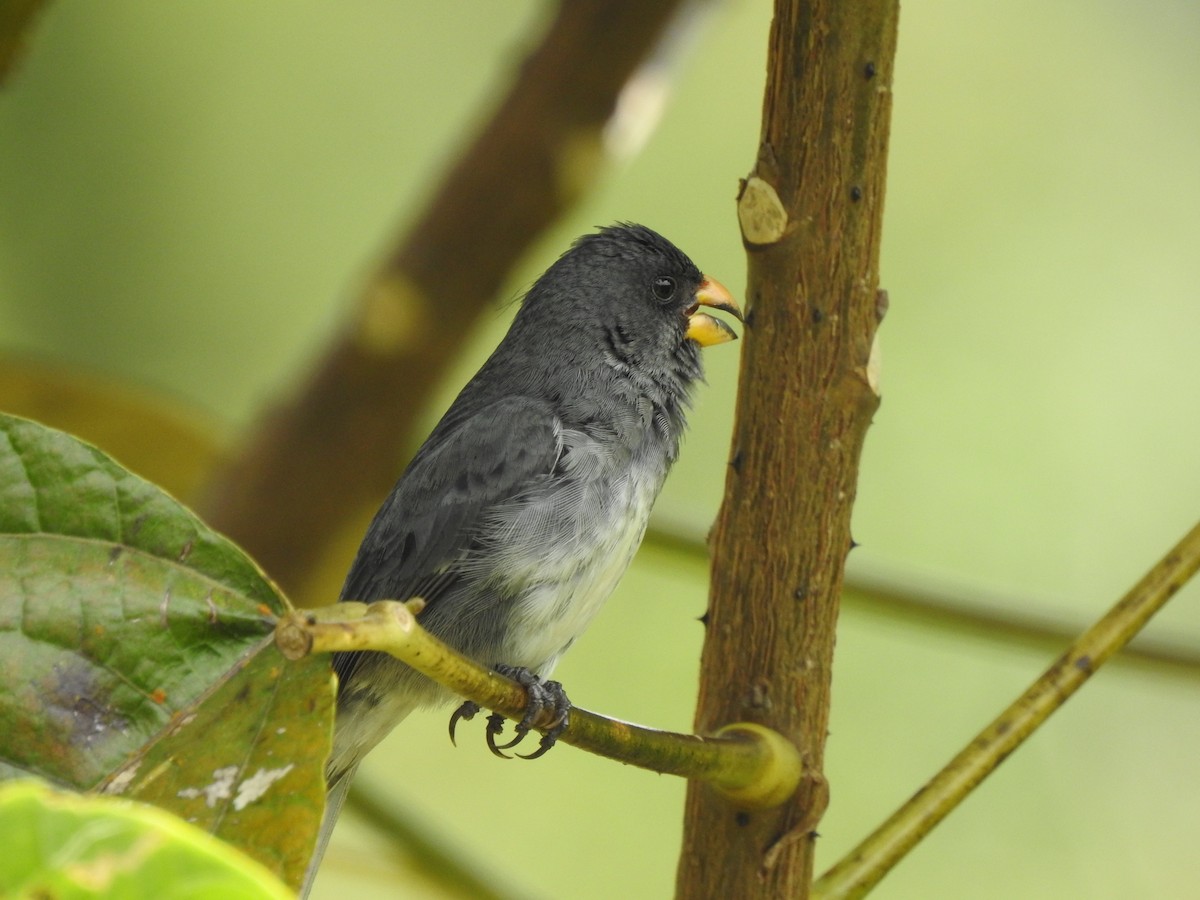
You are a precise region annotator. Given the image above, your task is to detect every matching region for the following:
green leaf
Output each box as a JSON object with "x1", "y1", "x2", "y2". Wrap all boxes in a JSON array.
[
  {"x1": 0, "y1": 779, "x2": 293, "y2": 899},
  {"x1": 0, "y1": 413, "x2": 335, "y2": 890},
  {"x1": 0, "y1": 412, "x2": 280, "y2": 787}
]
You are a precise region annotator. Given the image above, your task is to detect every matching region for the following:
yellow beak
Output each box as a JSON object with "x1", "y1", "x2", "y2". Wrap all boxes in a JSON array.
[{"x1": 686, "y1": 277, "x2": 744, "y2": 347}]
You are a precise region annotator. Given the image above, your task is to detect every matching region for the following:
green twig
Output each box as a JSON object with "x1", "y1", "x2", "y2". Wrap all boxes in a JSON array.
[
  {"x1": 812, "y1": 519, "x2": 1200, "y2": 900},
  {"x1": 275, "y1": 600, "x2": 803, "y2": 810}
]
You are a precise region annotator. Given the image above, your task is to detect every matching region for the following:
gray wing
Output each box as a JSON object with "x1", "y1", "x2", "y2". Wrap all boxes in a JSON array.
[{"x1": 333, "y1": 395, "x2": 560, "y2": 682}]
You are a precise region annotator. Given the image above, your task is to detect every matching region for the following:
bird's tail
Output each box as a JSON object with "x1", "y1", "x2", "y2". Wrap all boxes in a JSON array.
[
  {"x1": 299, "y1": 684, "x2": 424, "y2": 897},
  {"x1": 298, "y1": 761, "x2": 360, "y2": 899}
]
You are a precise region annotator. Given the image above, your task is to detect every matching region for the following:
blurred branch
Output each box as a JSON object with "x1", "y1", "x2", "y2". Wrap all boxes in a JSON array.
[
  {"x1": 341, "y1": 777, "x2": 521, "y2": 900},
  {"x1": 644, "y1": 524, "x2": 1200, "y2": 678},
  {"x1": 675, "y1": 0, "x2": 897, "y2": 896},
  {"x1": 813, "y1": 518, "x2": 1200, "y2": 899},
  {"x1": 845, "y1": 563, "x2": 1200, "y2": 679},
  {"x1": 0, "y1": 0, "x2": 49, "y2": 85},
  {"x1": 200, "y1": 0, "x2": 692, "y2": 598},
  {"x1": 276, "y1": 601, "x2": 803, "y2": 807}
]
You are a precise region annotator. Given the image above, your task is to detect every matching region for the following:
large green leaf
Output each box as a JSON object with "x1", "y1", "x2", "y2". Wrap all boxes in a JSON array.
[
  {"x1": 0, "y1": 412, "x2": 280, "y2": 786},
  {"x1": 0, "y1": 413, "x2": 334, "y2": 889}
]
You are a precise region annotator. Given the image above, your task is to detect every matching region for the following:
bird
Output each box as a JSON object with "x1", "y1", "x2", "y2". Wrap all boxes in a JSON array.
[{"x1": 303, "y1": 223, "x2": 741, "y2": 893}]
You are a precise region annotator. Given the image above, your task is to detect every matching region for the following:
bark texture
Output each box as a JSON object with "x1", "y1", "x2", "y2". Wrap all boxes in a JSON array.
[{"x1": 675, "y1": 1, "x2": 897, "y2": 897}]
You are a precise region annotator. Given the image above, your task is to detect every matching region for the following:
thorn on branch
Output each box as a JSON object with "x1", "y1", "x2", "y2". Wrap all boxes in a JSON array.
[{"x1": 875, "y1": 289, "x2": 890, "y2": 322}]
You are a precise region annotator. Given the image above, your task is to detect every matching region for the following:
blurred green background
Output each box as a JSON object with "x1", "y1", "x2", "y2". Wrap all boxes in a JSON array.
[{"x1": 2, "y1": 1, "x2": 1198, "y2": 898}]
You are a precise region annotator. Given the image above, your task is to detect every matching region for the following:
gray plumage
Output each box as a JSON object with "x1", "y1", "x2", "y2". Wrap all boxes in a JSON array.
[{"x1": 303, "y1": 224, "x2": 736, "y2": 894}]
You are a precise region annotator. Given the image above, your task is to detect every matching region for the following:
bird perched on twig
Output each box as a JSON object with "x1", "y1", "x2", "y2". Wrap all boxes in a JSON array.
[{"x1": 305, "y1": 223, "x2": 741, "y2": 892}]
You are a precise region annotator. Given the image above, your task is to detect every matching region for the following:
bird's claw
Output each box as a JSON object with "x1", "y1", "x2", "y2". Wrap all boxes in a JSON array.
[
  {"x1": 445, "y1": 665, "x2": 572, "y2": 760},
  {"x1": 485, "y1": 713, "x2": 513, "y2": 758},
  {"x1": 448, "y1": 700, "x2": 480, "y2": 746},
  {"x1": 490, "y1": 722, "x2": 531, "y2": 752},
  {"x1": 517, "y1": 717, "x2": 569, "y2": 760}
]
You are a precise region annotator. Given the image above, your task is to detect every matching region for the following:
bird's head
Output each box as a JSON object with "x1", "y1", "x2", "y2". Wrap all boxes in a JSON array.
[{"x1": 513, "y1": 223, "x2": 742, "y2": 384}]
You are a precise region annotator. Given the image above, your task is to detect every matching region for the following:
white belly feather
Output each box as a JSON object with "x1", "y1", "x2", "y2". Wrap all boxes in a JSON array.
[{"x1": 486, "y1": 424, "x2": 664, "y2": 674}]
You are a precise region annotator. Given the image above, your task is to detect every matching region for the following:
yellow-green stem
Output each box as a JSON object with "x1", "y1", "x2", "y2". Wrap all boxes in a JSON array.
[
  {"x1": 275, "y1": 601, "x2": 803, "y2": 808},
  {"x1": 814, "y1": 519, "x2": 1200, "y2": 899}
]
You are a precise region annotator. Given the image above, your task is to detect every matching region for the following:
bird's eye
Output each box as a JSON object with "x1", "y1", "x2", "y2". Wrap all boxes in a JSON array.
[{"x1": 652, "y1": 276, "x2": 677, "y2": 303}]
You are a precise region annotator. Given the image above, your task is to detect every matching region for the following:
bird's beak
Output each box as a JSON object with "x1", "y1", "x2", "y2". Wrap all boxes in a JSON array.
[{"x1": 686, "y1": 277, "x2": 744, "y2": 347}]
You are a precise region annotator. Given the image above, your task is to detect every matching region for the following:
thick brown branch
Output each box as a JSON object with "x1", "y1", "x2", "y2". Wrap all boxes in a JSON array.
[
  {"x1": 200, "y1": 0, "x2": 687, "y2": 598},
  {"x1": 675, "y1": 2, "x2": 898, "y2": 898}
]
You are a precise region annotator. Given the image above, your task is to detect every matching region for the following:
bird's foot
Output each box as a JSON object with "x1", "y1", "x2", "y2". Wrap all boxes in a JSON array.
[
  {"x1": 446, "y1": 665, "x2": 571, "y2": 760},
  {"x1": 491, "y1": 665, "x2": 571, "y2": 759}
]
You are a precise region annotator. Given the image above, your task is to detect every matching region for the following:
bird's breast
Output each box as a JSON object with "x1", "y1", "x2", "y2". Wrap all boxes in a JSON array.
[{"x1": 485, "y1": 446, "x2": 665, "y2": 676}]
